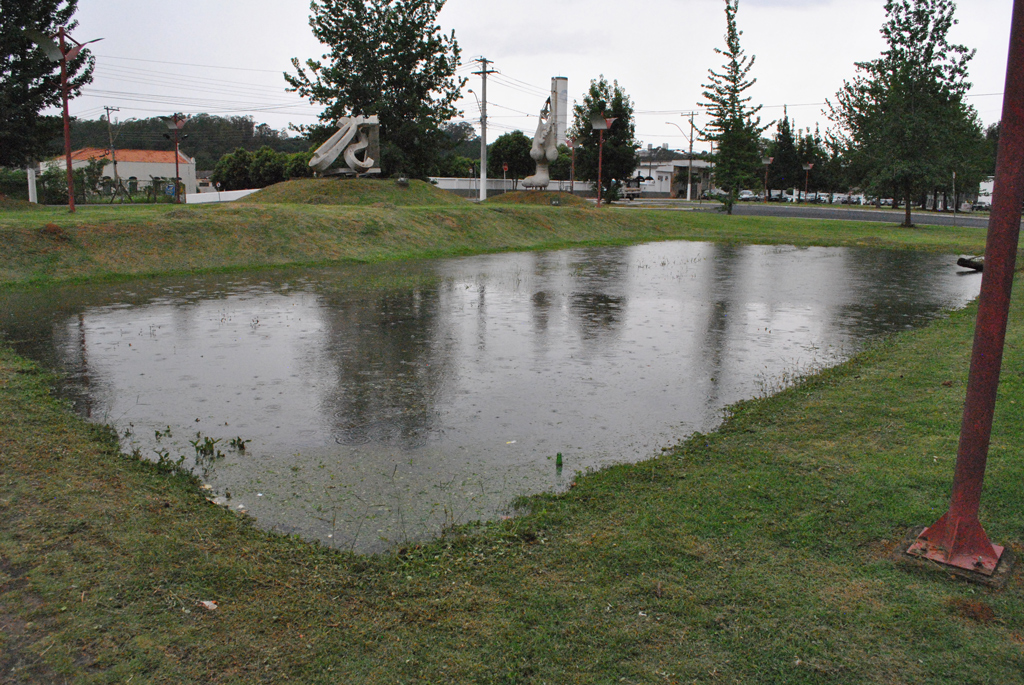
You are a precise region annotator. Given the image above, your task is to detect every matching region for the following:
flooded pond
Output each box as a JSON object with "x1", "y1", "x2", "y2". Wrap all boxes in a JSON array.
[{"x1": 0, "y1": 242, "x2": 981, "y2": 552}]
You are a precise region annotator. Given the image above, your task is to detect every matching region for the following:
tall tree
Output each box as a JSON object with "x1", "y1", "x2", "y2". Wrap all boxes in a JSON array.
[
  {"x1": 982, "y1": 122, "x2": 999, "y2": 176},
  {"x1": 286, "y1": 0, "x2": 464, "y2": 179},
  {"x1": 766, "y1": 108, "x2": 800, "y2": 199},
  {"x1": 569, "y1": 76, "x2": 639, "y2": 202},
  {"x1": 487, "y1": 131, "x2": 533, "y2": 186},
  {"x1": 0, "y1": 0, "x2": 94, "y2": 168},
  {"x1": 701, "y1": 0, "x2": 766, "y2": 214},
  {"x1": 829, "y1": 0, "x2": 978, "y2": 226}
]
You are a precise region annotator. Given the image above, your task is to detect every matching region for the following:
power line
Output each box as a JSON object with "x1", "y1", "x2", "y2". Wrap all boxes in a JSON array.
[{"x1": 95, "y1": 54, "x2": 286, "y2": 74}]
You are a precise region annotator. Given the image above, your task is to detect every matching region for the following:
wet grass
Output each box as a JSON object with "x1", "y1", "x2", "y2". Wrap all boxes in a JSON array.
[
  {"x1": 3, "y1": 259, "x2": 1024, "y2": 681},
  {"x1": 484, "y1": 190, "x2": 593, "y2": 208},
  {"x1": 0, "y1": 199, "x2": 993, "y2": 289},
  {"x1": 238, "y1": 178, "x2": 469, "y2": 206},
  {"x1": 1, "y1": 195, "x2": 1021, "y2": 681}
]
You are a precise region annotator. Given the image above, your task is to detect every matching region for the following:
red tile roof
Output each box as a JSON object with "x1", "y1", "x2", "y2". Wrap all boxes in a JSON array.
[{"x1": 68, "y1": 147, "x2": 192, "y2": 164}]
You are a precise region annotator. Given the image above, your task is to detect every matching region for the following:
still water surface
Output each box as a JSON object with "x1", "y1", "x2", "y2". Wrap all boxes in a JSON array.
[{"x1": 0, "y1": 242, "x2": 981, "y2": 551}]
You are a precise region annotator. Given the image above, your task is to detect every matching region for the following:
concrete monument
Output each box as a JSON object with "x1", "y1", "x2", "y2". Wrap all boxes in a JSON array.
[
  {"x1": 522, "y1": 99, "x2": 559, "y2": 189},
  {"x1": 309, "y1": 115, "x2": 381, "y2": 176},
  {"x1": 522, "y1": 77, "x2": 568, "y2": 190}
]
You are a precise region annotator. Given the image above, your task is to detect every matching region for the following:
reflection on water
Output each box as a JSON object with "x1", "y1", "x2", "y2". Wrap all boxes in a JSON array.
[{"x1": 0, "y1": 243, "x2": 981, "y2": 552}]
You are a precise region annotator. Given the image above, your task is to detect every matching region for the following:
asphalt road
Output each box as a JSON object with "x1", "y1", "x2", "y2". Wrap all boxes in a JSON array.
[
  {"x1": 716, "y1": 203, "x2": 990, "y2": 229},
  {"x1": 615, "y1": 199, "x2": 991, "y2": 229}
]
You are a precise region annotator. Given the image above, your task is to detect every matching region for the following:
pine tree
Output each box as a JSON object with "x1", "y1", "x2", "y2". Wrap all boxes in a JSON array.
[
  {"x1": 767, "y1": 108, "x2": 799, "y2": 199},
  {"x1": 701, "y1": 0, "x2": 767, "y2": 214},
  {"x1": 0, "y1": 0, "x2": 94, "y2": 168}
]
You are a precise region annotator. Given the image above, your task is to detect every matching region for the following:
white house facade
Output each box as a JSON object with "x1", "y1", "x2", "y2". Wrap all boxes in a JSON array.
[{"x1": 41, "y1": 148, "x2": 198, "y2": 196}]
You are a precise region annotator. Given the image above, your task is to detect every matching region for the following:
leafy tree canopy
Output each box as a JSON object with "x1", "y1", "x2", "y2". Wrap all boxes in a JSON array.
[
  {"x1": 828, "y1": 0, "x2": 980, "y2": 225},
  {"x1": 286, "y1": 0, "x2": 465, "y2": 179},
  {"x1": 701, "y1": 0, "x2": 767, "y2": 213},
  {"x1": 0, "y1": 0, "x2": 94, "y2": 168},
  {"x1": 487, "y1": 130, "x2": 533, "y2": 182},
  {"x1": 569, "y1": 76, "x2": 640, "y2": 201}
]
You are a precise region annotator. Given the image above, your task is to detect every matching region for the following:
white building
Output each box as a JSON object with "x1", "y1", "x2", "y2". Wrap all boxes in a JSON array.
[
  {"x1": 41, "y1": 147, "x2": 198, "y2": 196},
  {"x1": 635, "y1": 157, "x2": 714, "y2": 198}
]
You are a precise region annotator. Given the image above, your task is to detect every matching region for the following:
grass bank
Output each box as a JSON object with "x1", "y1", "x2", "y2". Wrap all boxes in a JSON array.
[
  {"x1": 3, "y1": 274, "x2": 1024, "y2": 680},
  {"x1": 0, "y1": 195, "x2": 989, "y2": 288}
]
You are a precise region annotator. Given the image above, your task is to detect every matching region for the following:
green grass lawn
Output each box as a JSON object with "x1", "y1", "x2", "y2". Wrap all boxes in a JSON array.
[
  {"x1": 1, "y1": 192, "x2": 1022, "y2": 682},
  {"x1": 0, "y1": 197, "x2": 993, "y2": 289}
]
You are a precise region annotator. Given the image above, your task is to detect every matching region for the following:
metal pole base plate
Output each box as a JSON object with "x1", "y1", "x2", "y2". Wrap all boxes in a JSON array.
[
  {"x1": 895, "y1": 526, "x2": 1017, "y2": 589},
  {"x1": 906, "y1": 512, "x2": 1003, "y2": 574}
]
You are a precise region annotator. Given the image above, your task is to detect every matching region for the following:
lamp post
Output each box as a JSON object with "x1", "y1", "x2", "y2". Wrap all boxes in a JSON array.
[
  {"x1": 591, "y1": 113, "x2": 617, "y2": 208},
  {"x1": 24, "y1": 27, "x2": 103, "y2": 213},
  {"x1": 160, "y1": 115, "x2": 188, "y2": 203},
  {"x1": 802, "y1": 163, "x2": 814, "y2": 203},
  {"x1": 762, "y1": 157, "x2": 774, "y2": 203}
]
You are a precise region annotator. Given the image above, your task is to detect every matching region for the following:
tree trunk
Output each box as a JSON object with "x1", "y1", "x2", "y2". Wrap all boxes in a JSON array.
[{"x1": 903, "y1": 182, "x2": 913, "y2": 227}]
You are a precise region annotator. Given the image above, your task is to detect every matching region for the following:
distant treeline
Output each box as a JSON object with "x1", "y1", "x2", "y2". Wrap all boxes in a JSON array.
[{"x1": 69, "y1": 114, "x2": 311, "y2": 171}]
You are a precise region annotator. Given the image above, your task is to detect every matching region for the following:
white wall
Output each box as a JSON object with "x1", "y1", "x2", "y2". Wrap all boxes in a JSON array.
[
  {"x1": 186, "y1": 188, "x2": 259, "y2": 204},
  {"x1": 430, "y1": 177, "x2": 595, "y2": 193}
]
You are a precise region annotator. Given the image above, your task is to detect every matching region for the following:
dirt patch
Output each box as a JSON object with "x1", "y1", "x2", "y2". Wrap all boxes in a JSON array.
[
  {"x1": 39, "y1": 224, "x2": 70, "y2": 242},
  {"x1": 948, "y1": 598, "x2": 996, "y2": 623}
]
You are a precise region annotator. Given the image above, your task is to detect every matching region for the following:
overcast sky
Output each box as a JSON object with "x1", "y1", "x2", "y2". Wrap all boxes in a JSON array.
[{"x1": 68, "y1": 0, "x2": 1011, "y2": 153}]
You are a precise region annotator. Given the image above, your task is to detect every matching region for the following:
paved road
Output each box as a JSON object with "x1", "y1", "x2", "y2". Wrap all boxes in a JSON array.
[
  {"x1": 614, "y1": 199, "x2": 991, "y2": 229},
  {"x1": 717, "y1": 203, "x2": 990, "y2": 229}
]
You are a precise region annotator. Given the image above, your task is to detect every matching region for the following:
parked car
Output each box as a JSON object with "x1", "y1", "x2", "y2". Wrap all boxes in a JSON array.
[{"x1": 738, "y1": 190, "x2": 757, "y2": 201}]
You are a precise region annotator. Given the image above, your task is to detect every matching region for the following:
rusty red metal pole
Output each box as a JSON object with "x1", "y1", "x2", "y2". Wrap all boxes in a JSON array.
[
  {"x1": 174, "y1": 116, "x2": 181, "y2": 204},
  {"x1": 906, "y1": 0, "x2": 1024, "y2": 576},
  {"x1": 59, "y1": 27, "x2": 75, "y2": 213}
]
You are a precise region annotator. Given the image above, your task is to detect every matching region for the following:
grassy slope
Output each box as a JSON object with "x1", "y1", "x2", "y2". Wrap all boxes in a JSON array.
[
  {"x1": 484, "y1": 190, "x2": 592, "y2": 207},
  {"x1": 1, "y1": 264, "x2": 1024, "y2": 679},
  {"x1": 0, "y1": 201, "x2": 992, "y2": 288},
  {"x1": 238, "y1": 178, "x2": 469, "y2": 206}
]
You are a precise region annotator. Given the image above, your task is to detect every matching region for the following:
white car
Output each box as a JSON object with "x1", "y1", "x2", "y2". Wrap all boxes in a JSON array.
[{"x1": 738, "y1": 190, "x2": 757, "y2": 201}]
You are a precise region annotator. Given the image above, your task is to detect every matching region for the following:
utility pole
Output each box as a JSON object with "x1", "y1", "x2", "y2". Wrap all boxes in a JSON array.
[
  {"x1": 473, "y1": 57, "x2": 496, "y2": 202},
  {"x1": 667, "y1": 112, "x2": 699, "y2": 200},
  {"x1": 104, "y1": 106, "x2": 120, "y2": 185},
  {"x1": 685, "y1": 112, "x2": 695, "y2": 201}
]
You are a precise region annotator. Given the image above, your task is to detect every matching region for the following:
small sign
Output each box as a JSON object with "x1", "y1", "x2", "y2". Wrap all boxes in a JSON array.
[
  {"x1": 165, "y1": 184, "x2": 176, "y2": 196},
  {"x1": 503, "y1": 163, "x2": 509, "y2": 172}
]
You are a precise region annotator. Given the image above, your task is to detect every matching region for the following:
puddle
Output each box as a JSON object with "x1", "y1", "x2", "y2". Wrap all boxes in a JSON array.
[{"x1": 0, "y1": 242, "x2": 981, "y2": 552}]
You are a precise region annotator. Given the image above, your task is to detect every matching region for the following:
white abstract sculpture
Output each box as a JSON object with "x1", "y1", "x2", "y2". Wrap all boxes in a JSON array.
[
  {"x1": 309, "y1": 115, "x2": 381, "y2": 175},
  {"x1": 522, "y1": 99, "x2": 559, "y2": 189}
]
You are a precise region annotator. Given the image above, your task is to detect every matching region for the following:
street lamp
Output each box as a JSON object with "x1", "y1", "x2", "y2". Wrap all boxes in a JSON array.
[
  {"x1": 802, "y1": 162, "x2": 815, "y2": 203},
  {"x1": 24, "y1": 27, "x2": 103, "y2": 213},
  {"x1": 160, "y1": 115, "x2": 189, "y2": 203},
  {"x1": 591, "y1": 113, "x2": 617, "y2": 207},
  {"x1": 762, "y1": 157, "x2": 774, "y2": 203}
]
